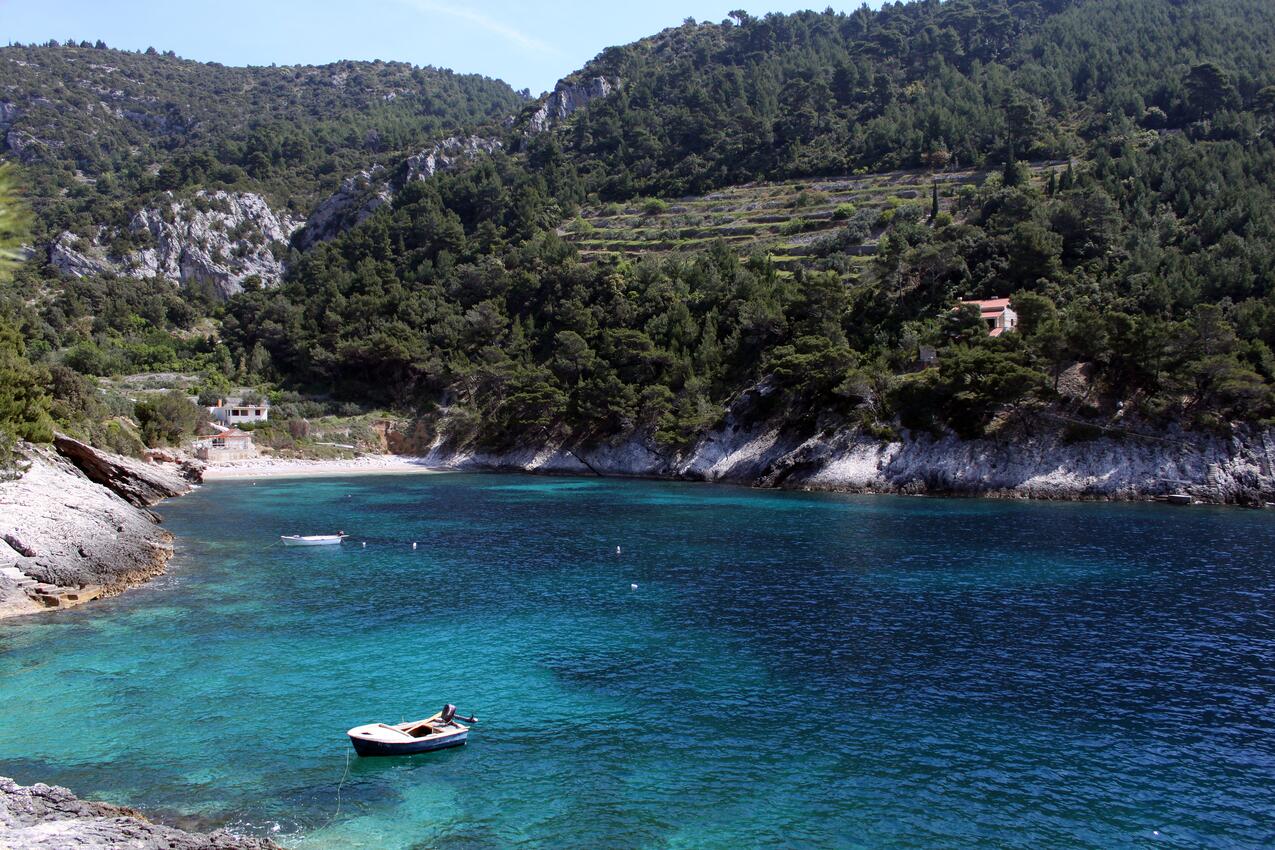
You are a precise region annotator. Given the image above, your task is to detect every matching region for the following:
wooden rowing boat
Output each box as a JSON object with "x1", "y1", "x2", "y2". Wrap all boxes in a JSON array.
[{"x1": 347, "y1": 705, "x2": 476, "y2": 756}]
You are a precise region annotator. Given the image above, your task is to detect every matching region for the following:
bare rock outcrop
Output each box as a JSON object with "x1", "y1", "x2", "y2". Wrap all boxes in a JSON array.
[
  {"x1": 404, "y1": 135, "x2": 503, "y2": 182},
  {"x1": 48, "y1": 190, "x2": 299, "y2": 298},
  {"x1": 53, "y1": 433, "x2": 202, "y2": 507},
  {"x1": 4, "y1": 128, "x2": 51, "y2": 164},
  {"x1": 0, "y1": 444, "x2": 182, "y2": 618},
  {"x1": 526, "y1": 77, "x2": 616, "y2": 133},
  {"x1": 415, "y1": 383, "x2": 1275, "y2": 504},
  {"x1": 294, "y1": 166, "x2": 392, "y2": 250},
  {"x1": 0, "y1": 777, "x2": 281, "y2": 850},
  {"x1": 297, "y1": 135, "x2": 501, "y2": 248}
]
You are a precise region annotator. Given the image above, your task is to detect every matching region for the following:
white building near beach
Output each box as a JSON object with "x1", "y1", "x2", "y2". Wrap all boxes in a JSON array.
[
  {"x1": 208, "y1": 396, "x2": 270, "y2": 426},
  {"x1": 192, "y1": 427, "x2": 258, "y2": 462}
]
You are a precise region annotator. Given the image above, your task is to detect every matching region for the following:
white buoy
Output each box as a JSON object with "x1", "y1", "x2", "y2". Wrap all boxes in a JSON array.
[
  {"x1": 362, "y1": 541, "x2": 366, "y2": 548},
  {"x1": 630, "y1": 583, "x2": 638, "y2": 590},
  {"x1": 616, "y1": 545, "x2": 622, "y2": 555},
  {"x1": 412, "y1": 542, "x2": 417, "y2": 550}
]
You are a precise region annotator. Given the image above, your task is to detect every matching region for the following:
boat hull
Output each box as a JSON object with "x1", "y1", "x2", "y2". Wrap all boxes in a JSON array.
[
  {"x1": 348, "y1": 729, "x2": 467, "y2": 756},
  {"x1": 281, "y1": 536, "x2": 345, "y2": 546}
]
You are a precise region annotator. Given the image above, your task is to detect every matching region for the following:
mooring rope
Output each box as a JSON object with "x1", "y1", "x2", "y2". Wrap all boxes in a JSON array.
[{"x1": 318, "y1": 748, "x2": 351, "y2": 832}]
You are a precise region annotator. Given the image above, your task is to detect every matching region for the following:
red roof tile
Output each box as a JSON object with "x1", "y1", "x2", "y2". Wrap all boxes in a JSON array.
[{"x1": 961, "y1": 298, "x2": 1012, "y2": 314}]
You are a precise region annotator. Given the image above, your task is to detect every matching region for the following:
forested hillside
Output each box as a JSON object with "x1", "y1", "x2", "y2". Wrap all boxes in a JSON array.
[
  {"x1": 537, "y1": 0, "x2": 1275, "y2": 197},
  {"x1": 5, "y1": 0, "x2": 1275, "y2": 462},
  {"x1": 0, "y1": 43, "x2": 523, "y2": 239}
]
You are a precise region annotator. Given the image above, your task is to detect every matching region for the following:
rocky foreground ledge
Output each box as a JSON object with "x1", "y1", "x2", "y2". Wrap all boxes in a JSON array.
[
  {"x1": 0, "y1": 437, "x2": 201, "y2": 619},
  {"x1": 0, "y1": 777, "x2": 281, "y2": 849}
]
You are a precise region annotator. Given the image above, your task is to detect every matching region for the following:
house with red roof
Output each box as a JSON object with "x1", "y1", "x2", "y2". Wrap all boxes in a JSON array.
[{"x1": 959, "y1": 298, "x2": 1018, "y2": 337}]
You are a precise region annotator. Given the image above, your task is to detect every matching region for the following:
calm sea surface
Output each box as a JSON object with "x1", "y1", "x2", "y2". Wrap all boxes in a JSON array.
[{"x1": 1, "y1": 473, "x2": 1273, "y2": 848}]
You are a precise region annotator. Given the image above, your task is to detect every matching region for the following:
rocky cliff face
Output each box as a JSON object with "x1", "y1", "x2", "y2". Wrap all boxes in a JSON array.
[
  {"x1": 526, "y1": 77, "x2": 616, "y2": 133},
  {"x1": 53, "y1": 434, "x2": 201, "y2": 506},
  {"x1": 409, "y1": 388, "x2": 1275, "y2": 504},
  {"x1": 0, "y1": 777, "x2": 281, "y2": 850},
  {"x1": 297, "y1": 136, "x2": 502, "y2": 248},
  {"x1": 294, "y1": 167, "x2": 393, "y2": 250},
  {"x1": 404, "y1": 135, "x2": 503, "y2": 182},
  {"x1": 0, "y1": 440, "x2": 199, "y2": 619},
  {"x1": 48, "y1": 190, "x2": 299, "y2": 298}
]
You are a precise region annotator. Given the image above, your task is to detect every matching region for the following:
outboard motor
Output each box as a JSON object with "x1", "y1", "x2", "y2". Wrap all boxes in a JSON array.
[{"x1": 440, "y1": 704, "x2": 457, "y2": 724}]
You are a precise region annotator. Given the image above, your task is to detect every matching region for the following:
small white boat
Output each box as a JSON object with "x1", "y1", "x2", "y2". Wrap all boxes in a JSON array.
[
  {"x1": 280, "y1": 532, "x2": 348, "y2": 546},
  {"x1": 347, "y1": 705, "x2": 476, "y2": 757}
]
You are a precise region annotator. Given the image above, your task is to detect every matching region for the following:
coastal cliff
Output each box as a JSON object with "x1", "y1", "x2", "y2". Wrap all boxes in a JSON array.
[
  {"x1": 0, "y1": 438, "x2": 199, "y2": 619},
  {"x1": 0, "y1": 778, "x2": 280, "y2": 850},
  {"x1": 407, "y1": 402, "x2": 1275, "y2": 504}
]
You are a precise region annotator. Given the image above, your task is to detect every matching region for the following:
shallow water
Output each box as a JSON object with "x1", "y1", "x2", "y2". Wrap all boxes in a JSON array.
[{"x1": 1, "y1": 474, "x2": 1274, "y2": 848}]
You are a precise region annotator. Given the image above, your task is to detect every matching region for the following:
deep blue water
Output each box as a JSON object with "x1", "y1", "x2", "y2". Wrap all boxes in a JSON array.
[{"x1": 1, "y1": 473, "x2": 1274, "y2": 848}]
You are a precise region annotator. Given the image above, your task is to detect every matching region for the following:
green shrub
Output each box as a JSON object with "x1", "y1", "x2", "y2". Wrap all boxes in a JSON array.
[
  {"x1": 134, "y1": 390, "x2": 205, "y2": 447},
  {"x1": 641, "y1": 197, "x2": 669, "y2": 216},
  {"x1": 832, "y1": 203, "x2": 857, "y2": 220}
]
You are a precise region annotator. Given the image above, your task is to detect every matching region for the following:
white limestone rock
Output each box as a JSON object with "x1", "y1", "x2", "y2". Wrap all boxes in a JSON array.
[
  {"x1": 526, "y1": 77, "x2": 616, "y2": 133},
  {"x1": 299, "y1": 135, "x2": 501, "y2": 248},
  {"x1": 415, "y1": 381, "x2": 1275, "y2": 504},
  {"x1": 0, "y1": 777, "x2": 280, "y2": 849},
  {"x1": 48, "y1": 232, "x2": 116, "y2": 278},
  {"x1": 295, "y1": 166, "x2": 392, "y2": 250},
  {"x1": 0, "y1": 443, "x2": 177, "y2": 619},
  {"x1": 404, "y1": 135, "x2": 503, "y2": 182},
  {"x1": 4, "y1": 129, "x2": 50, "y2": 164},
  {"x1": 48, "y1": 190, "x2": 299, "y2": 299}
]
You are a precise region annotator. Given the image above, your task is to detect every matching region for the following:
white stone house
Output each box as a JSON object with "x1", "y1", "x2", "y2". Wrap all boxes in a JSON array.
[{"x1": 208, "y1": 396, "x2": 269, "y2": 426}]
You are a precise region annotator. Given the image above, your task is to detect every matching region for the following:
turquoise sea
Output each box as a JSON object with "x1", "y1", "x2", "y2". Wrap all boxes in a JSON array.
[{"x1": 1, "y1": 473, "x2": 1273, "y2": 848}]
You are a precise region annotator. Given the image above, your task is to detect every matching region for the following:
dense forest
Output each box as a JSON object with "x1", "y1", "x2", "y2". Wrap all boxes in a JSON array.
[{"x1": 4, "y1": 0, "x2": 1275, "y2": 461}]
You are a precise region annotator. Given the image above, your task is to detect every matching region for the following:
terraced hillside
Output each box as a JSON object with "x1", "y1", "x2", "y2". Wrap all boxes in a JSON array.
[{"x1": 562, "y1": 163, "x2": 1064, "y2": 274}]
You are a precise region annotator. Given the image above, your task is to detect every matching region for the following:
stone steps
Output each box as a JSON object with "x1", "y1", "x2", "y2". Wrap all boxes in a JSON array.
[{"x1": 1, "y1": 565, "x2": 101, "y2": 608}]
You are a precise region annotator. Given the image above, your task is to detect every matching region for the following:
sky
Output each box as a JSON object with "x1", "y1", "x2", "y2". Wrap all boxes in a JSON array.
[{"x1": 2, "y1": 1, "x2": 880, "y2": 94}]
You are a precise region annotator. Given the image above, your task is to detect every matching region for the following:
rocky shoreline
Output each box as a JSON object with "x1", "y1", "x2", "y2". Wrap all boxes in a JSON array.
[
  {"x1": 0, "y1": 442, "x2": 284, "y2": 847},
  {"x1": 0, "y1": 436, "x2": 200, "y2": 619},
  {"x1": 0, "y1": 777, "x2": 281, "y2": 849},
  {"x1": 4, "y1": 411, "x2": 1271, "y2": 622},
  {"x1": 408, "y1": 393, "x2": 1275, "y2": 506}
]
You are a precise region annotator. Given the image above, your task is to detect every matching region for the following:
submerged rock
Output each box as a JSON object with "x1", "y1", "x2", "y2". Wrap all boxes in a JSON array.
[{"x1": 0, "y1": 777, "x2": 282, "y2": 849}]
